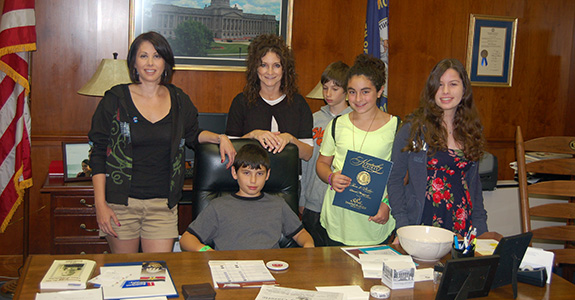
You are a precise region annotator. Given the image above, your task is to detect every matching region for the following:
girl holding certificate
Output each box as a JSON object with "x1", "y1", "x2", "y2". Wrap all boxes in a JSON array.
[
  {"x1": 388, "y1": 58, "x2": 499, "y2": 240},
  {"x1": 316, "y1": 54, "x2": 398, "y2": 246}
]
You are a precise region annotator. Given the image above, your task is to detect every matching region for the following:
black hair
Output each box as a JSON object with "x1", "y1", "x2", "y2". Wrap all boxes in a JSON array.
[
  {"x1": 127, "y1": 31, "x2": 174, "y2": 85},
  {"x1": 347, "y1": 54, "x2": 386, "y2": 106},
  {"x1": 232, "y1": 144, "x2": 270, "y2": 171}
]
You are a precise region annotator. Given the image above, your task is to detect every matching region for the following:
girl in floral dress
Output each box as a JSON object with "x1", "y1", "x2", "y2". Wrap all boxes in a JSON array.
[{"x1": 388, "y1": 58, "x2": 500, "y2": 240}]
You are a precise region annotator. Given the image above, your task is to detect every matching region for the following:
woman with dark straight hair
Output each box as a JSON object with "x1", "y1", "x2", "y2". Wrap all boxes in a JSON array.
[{"x1": 89, "y1": 31, "x2": 236, "y2": 253}]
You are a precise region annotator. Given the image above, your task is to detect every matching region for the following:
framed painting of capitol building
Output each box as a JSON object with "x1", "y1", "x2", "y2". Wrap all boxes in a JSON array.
[{"x1": 129, "y1": 0, "x2": 293, "y2": 71}]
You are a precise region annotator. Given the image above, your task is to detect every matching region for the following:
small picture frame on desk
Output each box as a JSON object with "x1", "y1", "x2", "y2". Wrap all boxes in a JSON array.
[{"x1": 62, "y1": 142, "x2": 92, "y2": 182}]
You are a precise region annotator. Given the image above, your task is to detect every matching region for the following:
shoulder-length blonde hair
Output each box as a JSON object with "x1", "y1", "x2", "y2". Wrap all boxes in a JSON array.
[
  {"x1": 244, "y1": 34, "x2": 298, "y2": 105},
  {"x1": 403, "y1": 58, "x2": 485, "y2": 161}
]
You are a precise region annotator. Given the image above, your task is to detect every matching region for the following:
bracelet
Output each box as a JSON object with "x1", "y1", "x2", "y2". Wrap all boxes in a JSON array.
[
  {"x1": 328, "y1": 173, "x2": 333, "y2": 190},
  {"x1": 217, "y1": 134, "x2": 225, "y2": 144},
  {"x1": 199, "y1": 245, "x2": 212, "y2": 252}
]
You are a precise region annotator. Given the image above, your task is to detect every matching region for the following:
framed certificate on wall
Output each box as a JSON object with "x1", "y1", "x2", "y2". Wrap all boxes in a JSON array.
[{"x1": 466, "y1": 14, "x2": 518, "y2": 87}]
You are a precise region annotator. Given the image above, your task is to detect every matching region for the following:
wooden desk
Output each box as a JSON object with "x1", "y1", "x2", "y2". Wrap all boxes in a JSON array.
[
  {"x1": 14, "y1": 247, "x2": 575, "y2": 299},
  {"x1": 40, "y1": 175, "x2": 194, "y2": 254}
]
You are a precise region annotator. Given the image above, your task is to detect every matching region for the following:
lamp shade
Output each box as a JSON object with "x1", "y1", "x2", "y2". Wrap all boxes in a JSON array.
[
  {"x1": 78, "y1": 56, "x2": 132, "y2": 97},
  {"x1": 306, "y1": 81, "x2": 323, "y2": 99}
]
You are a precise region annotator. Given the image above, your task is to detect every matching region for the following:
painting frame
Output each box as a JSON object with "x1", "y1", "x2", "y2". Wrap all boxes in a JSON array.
[
  {"x1": 129, "y1": 0, "x2": 294, "y2": 72},
  {"x1": 62, "y1": 142, "x2": 93, "y2": 182},
  {"x1": 466, "y1": 14, "x2": 518, "y2": 87}
]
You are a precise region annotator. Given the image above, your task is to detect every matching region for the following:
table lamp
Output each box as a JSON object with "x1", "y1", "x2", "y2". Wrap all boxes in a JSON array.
[
  {"x1": 78, "y1": 53, "x2": 132, "y2": 96},
  {"x1": 306, "y1": 81, "x2": 323, "y2": 99}
]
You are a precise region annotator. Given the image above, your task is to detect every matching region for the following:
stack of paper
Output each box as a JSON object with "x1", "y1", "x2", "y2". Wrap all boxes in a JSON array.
[
  {"x1": 40, "y1": 259, "x2": 96, "y2": 290},
  {"x1": 208, "y1": 260, "x2": 277, "y2": 288},
  {"x1": 316, "y1": 285, "x2": 369, "y2": 300},
  {"x1": 96, "y1": 262, "x2": 178, "y2": 299},
  {"x1": 255, "y1": 285, "x2": 344, "y2": 300}
]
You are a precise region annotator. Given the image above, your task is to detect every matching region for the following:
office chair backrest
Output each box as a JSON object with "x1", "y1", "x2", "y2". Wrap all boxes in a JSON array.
[
  {"x1": 190, "y1": 139, "x2": 300, "y2": 247},
  {"x1": 515, "y1": 126, "x2": 575, "y2": 280}
]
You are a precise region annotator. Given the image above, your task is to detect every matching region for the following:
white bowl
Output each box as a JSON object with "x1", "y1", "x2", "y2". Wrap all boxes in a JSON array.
[{"x1": 397, "y1": 225, "x2": 454, "y2": 262}]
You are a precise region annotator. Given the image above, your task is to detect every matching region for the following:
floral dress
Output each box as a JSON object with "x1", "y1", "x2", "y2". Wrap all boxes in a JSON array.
[{"x1": 421, "y1": 149, "x2": 472, "y2": 236}]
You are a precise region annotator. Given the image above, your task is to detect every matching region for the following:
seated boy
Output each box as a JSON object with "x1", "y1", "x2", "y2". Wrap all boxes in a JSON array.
[{"x1": 180, "y1": 144, "x2": 315, "y2": 251}]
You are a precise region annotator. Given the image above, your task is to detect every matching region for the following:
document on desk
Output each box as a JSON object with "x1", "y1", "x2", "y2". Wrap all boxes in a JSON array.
[
  {"x1": 35, "y1": 288, "x2": 103, "y2": 300},
  {"x1": 359, "y1": 254, "x2": 413, "y2": 279},
  {"x1": 316, "y1": 285, "x2": 369, "y2": 300},
  {"x1": 341, "y1": 245, "x2": 400, "y2": 263},
  {"x1": 255, "y1": 285, "x2": 344, "y2": 300},
  {"x1": 208, "y1": 260, "x2": 277, "y2": 288},
  {"x1": 98, "y1": 263, "x2": 178, "y2": 299}
]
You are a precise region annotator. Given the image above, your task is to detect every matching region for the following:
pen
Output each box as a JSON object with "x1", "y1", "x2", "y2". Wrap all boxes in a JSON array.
[{"x1": 454, "y1": 235, "x2": 459, "y2": 249}]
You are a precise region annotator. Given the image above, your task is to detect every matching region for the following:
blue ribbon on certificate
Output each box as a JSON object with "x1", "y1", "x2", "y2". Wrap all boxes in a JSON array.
[{"x1": 333, "y1": 150, "x2": 393, "y2": 216}]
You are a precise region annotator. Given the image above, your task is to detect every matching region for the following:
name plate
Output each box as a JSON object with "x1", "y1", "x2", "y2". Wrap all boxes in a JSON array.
[{"x1": 333, "y1": 150, "x2": 393, "y2": 216}]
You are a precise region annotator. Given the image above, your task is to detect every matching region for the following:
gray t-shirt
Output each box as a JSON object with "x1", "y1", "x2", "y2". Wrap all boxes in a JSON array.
[{"x1": 187, "y1": 193, "x2": 304, "y2": 250}]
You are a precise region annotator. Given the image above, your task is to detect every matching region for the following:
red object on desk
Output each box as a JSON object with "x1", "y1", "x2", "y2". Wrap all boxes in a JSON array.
[{"x1": 48, "y1": 160, "x2": 63, "y2": 176}]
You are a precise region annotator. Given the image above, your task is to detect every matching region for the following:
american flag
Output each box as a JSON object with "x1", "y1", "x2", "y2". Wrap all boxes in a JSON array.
[{"x1": 0, "y1": 0, "x2": 36, "y2": 233}]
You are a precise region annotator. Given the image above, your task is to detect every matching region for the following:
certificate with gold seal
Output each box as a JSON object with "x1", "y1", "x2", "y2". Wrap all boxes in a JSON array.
[{"x1": 333, "y1": 150, "x2": 393, "y2": 216}]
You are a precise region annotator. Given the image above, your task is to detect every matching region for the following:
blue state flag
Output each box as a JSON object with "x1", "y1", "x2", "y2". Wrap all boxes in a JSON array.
[{"x1": 364, "y1": 0, "x2": 389, "y2": 112}]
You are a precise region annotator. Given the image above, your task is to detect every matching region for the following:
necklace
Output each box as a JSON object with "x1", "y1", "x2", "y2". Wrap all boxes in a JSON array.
[{"x1": 352, "y1": 111, "x2": 377, "y2": 152}]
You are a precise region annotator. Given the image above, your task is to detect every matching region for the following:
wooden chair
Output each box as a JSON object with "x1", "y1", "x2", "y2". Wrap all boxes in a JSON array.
[{"x1": 515, "y1": 126, "x2": 575, "y2": 282}]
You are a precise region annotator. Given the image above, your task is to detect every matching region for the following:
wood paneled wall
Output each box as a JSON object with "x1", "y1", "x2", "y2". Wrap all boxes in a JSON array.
[
  {"x1": 388, "y1": 0, "x2": 575, "y2": 182},
  {"x1": 0, "y1": 0, "x2": 573, "y2": 270}
]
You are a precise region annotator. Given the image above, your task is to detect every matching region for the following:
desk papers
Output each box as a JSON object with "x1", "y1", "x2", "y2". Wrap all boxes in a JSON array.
[
  {"x1": 475, "y1": 239, "x2": 499, "y2": 255},
  {"x1": 35, "y1": 288, "x2": 102, "y2": 300},
  {"x1": 316, "y1": 285, "x2": 369, "y2": 300},
  {"x1": 40, "y1": 259, "x2": 96, "y2": 290},
  {"x1": 360, "y1": 254, "x2": 412, "y2": 279},
  {"x1": 98, "y1": 263, "x2": 178, "y2": 299},
  {"x1": 255, "y1": 285, "x2": 344, "y2": 300},
  {"x1": 208, "y1": 260, "x2": 277, "y2": 288},
  {"x1": 341, "y1": 245, "x2": 400, "y2": 263}
]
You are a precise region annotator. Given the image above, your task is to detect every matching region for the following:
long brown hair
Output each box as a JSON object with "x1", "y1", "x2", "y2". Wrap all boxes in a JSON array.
[
  {"x1": 402, "y1": 58, "x2": 485, "y2": 161},
  {"x1": 244, "y1": 34, "x2": 298, "y2": 105}
]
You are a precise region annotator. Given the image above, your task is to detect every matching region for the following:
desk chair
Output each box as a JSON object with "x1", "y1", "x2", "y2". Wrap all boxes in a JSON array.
[
  {"x1": 515, "y1": 126, "x2": 575, "y2": 282},
  {"x1": 190, "y1": 139, "x2": 300, "y2": 248}
]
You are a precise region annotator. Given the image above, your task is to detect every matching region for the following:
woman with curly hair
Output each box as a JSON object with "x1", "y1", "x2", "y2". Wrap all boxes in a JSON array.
[
  {"x1": 388, "y1": 58, "x2": 499, "y2": 239},
  {"x1": 225, "y1": 34, "x2": 313, "y2": 160}
]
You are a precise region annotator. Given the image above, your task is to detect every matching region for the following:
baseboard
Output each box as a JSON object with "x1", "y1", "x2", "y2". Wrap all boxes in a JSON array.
[{"x1": 0, "y1": 255, "x2": 23, "y2": 278}]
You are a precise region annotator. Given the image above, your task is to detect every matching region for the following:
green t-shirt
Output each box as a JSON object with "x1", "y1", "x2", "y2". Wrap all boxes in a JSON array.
[{"x1": 319, "y1": 114, "x2": 397, "y2": 245}]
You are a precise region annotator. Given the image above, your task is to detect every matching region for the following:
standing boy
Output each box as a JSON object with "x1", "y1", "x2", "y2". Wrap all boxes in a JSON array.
[
  {"x1": 180, "y1": 144, "x2": 314, "y2": 251},
  {"x1": 300, "y1": 61, "x2": 352, "y2": 246}
]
